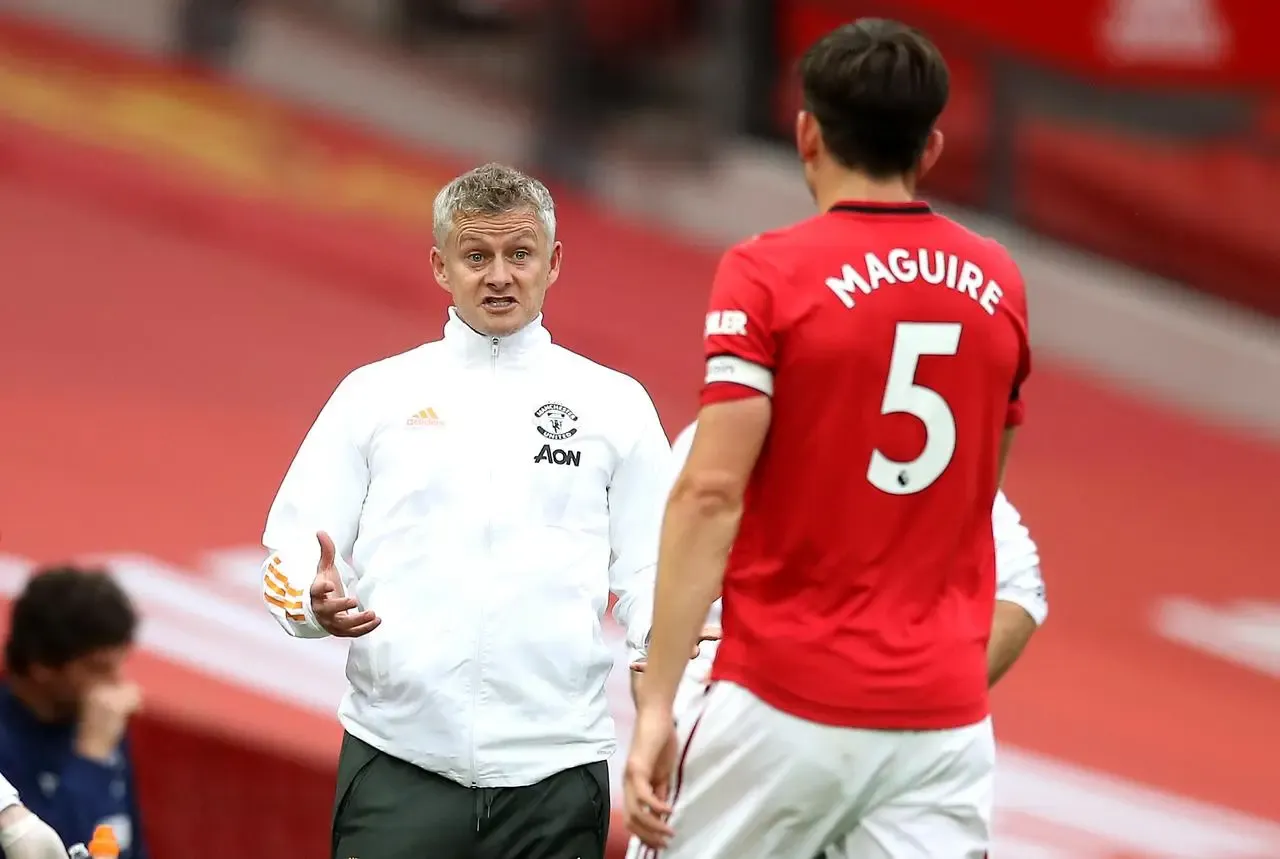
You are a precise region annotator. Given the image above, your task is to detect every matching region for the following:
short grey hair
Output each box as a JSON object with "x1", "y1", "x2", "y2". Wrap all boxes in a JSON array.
[{"x1": 432, "y1": 163, "x2": 557, "y2": 245}]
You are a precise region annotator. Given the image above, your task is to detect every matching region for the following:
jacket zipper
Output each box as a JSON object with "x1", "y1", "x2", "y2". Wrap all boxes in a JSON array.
[{"x1": 469, "y1": 335, "x2": 501, "y2": 805}]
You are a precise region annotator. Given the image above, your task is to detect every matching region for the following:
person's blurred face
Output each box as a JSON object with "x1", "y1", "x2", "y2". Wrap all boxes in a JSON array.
[
  {"x1": 431, "y1": 207, "x2": 562, "y2": 337},
  {"x1": 27, "y1": 645, "x2": 130, "y2": 721}
]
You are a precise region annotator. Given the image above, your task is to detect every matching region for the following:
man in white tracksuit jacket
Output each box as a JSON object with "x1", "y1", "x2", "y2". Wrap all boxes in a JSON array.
[
  {"x1": 660, "y1": 422, "x2": 1048, "y2": 719},
  {"x1": 260, "y1": 164, "x2": 672, "y2": 859}
]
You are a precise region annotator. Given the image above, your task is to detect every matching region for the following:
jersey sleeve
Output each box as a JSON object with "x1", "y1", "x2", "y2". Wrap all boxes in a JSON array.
[
  {"x1": 1006, "y1": 345, "x2": 1030, "y2": 427},
  {"x1": 702, "y1": 244, "x2": 778, "y2": 405},
  {"x1": 1004, "y1": 265, "x2": 1032, "y2": 428}
]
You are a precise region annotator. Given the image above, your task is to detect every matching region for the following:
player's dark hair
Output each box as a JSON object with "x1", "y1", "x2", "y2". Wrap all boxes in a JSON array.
[
  {"x1": 799, "y1": 18, "x2": 949, "y2": 178},
  {"x1": 4, "y1": 566, "x2": 138, "y2": 674}
]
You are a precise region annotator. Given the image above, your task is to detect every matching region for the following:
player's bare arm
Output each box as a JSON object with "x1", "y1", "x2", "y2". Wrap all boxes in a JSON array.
[
  {"x1": 638, "y1": 395, "x2": 771, "y2": 714},
  {"x1": 623, "y1": 395, "x2": 770, "y2": 847},
  {"x1": 988, "y1": 600, "x2": 1037, "y2": 686}
]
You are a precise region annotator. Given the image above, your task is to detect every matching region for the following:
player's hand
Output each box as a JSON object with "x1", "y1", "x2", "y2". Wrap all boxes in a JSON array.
[
  {"x1": 629, "y1": 625, "x2": 721, "y2": 673},
  {"x1": 623, "y1": 704, "x2": 678, "y2": 848},
  {"x1": 75, "y1": 681, "x2": 141, "y2": 763},
  {"x1": 311, "y1": 531, "x2": 380, "y2": 638}
]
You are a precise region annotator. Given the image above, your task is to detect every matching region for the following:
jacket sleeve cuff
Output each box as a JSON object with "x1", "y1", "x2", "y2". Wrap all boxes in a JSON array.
[
  {"x1": 296, "y1": 592, "x2": 329, "y2": 638},
  {"x1": 607, "y1": 558, "x2": 655, "y2": 659},
  {"x1": 625, "y1": 592, "x2": 655, "y2": 661},
  {"x1": 1, "y1": 811, "x2": 67, "y2": 856},
  {"x1": 623, "y1": 622, "x2": 651, "y2": 664},
  {"x1": 262, "y1": 552, "x2": 329, "y2": 639},
  {"x1": 626, "y1": 629, "x2": 651, "y2": 665},
  {"x1": 995, "y1": 569, "x2": 1048, "y2": 626}
]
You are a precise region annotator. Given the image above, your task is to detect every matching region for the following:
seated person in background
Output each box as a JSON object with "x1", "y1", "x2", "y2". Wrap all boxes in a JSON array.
[
  {"x1": 1, "y1": 772, "x2": 70, "y2": 859},
  {"x1": 0, "y1": 568, "x2": 147, "y2": 859}
]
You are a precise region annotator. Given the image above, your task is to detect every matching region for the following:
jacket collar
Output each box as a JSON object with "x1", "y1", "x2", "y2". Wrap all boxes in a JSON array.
[{"x1": 442, "y1": 307, "x2": 551, "y2": 366}]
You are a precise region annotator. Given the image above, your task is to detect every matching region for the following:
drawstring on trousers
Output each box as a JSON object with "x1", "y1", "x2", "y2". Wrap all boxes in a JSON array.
[{"x1": 474, "y1": 787, "x2": 497, "y2": 831}]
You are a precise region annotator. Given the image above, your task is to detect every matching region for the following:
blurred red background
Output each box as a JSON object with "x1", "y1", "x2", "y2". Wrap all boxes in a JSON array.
[
  {"x1": 0, "y1": 5, "x2": 1277, "y2": 857},
  {"x1": 774, "y1": 0, "x2": 1280, "y2": 316}
]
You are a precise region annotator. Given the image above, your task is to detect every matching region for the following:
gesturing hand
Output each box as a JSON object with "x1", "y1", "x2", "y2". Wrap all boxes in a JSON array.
[{"x1": 311, "y1": 531, "x2": 380, "y2": 637}]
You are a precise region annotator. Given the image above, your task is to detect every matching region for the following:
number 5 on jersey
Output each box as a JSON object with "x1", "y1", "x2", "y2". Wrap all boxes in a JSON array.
[{"x1": 867, "y1": 322, "x2": 962, "y2": 496}]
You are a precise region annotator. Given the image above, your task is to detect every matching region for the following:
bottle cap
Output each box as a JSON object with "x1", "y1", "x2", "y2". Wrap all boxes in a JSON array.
[{"x1": 87, "y1": 824, "x2": 119, "y2": 858}]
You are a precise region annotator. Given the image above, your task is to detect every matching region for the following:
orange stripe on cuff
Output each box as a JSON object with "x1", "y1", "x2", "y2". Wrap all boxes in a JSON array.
[
  {"x1": 267, "y1": 565, "x2": 303, "y2": 597},
  {"x1": 263, "y1": 574, "x2": 288, "y2": 598},
  {"x1": 264, "y1": 593, "x2": 303, "y2": 612},
  {"x1": 285, "y1": 611, "x2": 307, "y2": 623}
]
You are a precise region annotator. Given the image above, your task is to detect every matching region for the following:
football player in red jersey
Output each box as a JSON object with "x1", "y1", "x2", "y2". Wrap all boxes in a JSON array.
[{"x1": 623, "y1": 18, "x2": 1030, "y2": 859}]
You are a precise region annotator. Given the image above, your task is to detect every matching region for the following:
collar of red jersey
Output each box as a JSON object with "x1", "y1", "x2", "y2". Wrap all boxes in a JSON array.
[
  {"x1": 828, "y1": 200, "x2": 933, "y2": 215},
  {"x1": 442, "y1": 307, "x2": 551, "y2": 364}
]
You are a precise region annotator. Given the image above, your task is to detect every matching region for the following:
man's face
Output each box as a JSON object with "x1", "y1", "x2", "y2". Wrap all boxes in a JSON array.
[
  {"x1": 28, "y1": 645, "x2": 130, "y2": 720},
  {"x1": 431, "y1": 207, "x2": 562, "y2": 337}
]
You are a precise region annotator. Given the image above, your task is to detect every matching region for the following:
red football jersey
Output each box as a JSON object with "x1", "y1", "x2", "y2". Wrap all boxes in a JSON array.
[{"x1": 703, "y1": 200, "x2": 1030, "y2": 730}]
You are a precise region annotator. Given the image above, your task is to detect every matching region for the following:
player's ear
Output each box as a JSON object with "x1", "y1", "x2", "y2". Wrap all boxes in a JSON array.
[
  {"x1": 916, "y1": 129, "x2": 945, "y2": 182},
  {"x1": 795, "y1": 110, "x2": 821, "y2": 165},
  {"x1": 430, "y1": 245, "x2": 450, "y2": 292}
]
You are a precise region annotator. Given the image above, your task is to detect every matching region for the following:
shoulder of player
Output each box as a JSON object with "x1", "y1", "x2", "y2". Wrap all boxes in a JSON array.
[
  {"x1": 933, "y1": 214, "x2": 1022, "y2": 270},
  {"x1": 927, "y1": 216, "x2": 1029, "y2": 309},
  {"x1": 720, "y1": 222, "x2": 818, "y2": 283},
  {"x1": 732, "y1": 214, "x2": 829, "y2": 256}
]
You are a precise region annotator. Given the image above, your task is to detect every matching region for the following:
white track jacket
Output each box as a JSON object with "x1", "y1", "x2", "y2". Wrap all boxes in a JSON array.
[{"x1": 261, "y1": 310, "x2": 670, "y2": 787}]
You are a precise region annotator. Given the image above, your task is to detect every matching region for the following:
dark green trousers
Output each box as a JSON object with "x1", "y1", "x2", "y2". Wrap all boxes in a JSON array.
[{"x1": 332, "y1": 733, "x2": 610, "y2": 859}]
